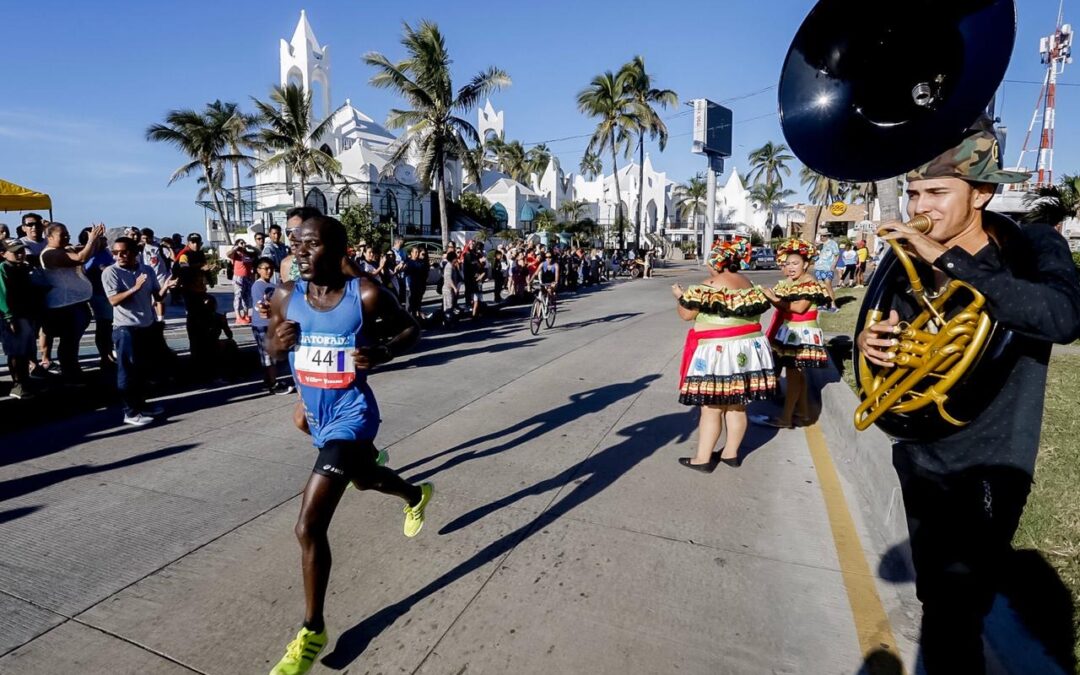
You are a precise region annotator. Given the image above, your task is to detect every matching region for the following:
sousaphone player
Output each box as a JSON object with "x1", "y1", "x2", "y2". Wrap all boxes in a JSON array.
[{"x1": 857, "y1": 120, "x2": 1080, "y2": 671}]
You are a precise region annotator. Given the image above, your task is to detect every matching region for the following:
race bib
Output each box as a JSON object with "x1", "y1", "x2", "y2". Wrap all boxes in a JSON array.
[{"x1": 295, "y1": 332, "x2": 355, "y2": 389}]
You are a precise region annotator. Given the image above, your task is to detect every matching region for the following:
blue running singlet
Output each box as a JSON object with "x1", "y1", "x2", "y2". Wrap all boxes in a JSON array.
[{"x1": 287, "y1": 277, "x2": 380, "y2": 447}]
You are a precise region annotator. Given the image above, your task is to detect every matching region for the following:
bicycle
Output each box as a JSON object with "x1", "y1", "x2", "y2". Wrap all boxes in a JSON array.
[{"x1": 529, "y1": 283, "x2": 557, "y2": 334}]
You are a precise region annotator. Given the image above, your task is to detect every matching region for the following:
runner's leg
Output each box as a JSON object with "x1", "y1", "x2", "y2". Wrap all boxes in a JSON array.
[{"x1": 295, "y1": 472, "x2": 346, "y2": 632}]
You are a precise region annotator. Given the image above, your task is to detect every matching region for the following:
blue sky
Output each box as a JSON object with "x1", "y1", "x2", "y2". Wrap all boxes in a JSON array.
[{"x1": 1, "y1": 0, "x2": 1076, "y2": 232}]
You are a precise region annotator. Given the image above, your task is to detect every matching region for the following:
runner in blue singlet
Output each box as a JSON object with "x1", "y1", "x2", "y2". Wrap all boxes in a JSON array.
[{"x1": 265, "y1": 215, "x2": 433, "y2": 675}]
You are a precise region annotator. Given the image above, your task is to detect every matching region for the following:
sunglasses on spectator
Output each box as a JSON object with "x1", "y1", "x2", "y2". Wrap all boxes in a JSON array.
[{"x1": 112, "y1": 248, "x2": 135, "y2": 255}]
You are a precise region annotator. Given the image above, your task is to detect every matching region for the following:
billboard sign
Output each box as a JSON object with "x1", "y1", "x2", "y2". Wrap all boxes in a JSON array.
[{"x1": 692, "y1": 99, "x2": 733, "y2": 158}]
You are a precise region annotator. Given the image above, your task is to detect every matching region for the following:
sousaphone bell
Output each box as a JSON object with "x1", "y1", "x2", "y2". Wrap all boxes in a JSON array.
[{"x1": 777, "y1": 0, "x2": 1021, "y2": 441}]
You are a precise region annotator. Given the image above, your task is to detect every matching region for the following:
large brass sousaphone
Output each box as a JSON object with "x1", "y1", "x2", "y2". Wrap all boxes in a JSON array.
[{"x1": 778, "y1": 0, "x2": 1020, "y2": 441}]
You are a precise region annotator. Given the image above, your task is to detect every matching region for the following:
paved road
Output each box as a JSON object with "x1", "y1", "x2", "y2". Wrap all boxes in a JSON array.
[{"x1": 0, "y1": 265, "x2": 921, "y2": 674}]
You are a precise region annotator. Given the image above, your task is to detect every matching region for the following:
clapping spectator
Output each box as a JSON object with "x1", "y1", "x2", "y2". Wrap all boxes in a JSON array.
[
  {"x1": 102, "y1": 237, "x2": 178, "y2": 425},
  {"x1": 227, "y1": 238, "x2": 256, "y2": 325},
  {"x1": 40, "y1": 223, "x2": 103, "y2": 384}
]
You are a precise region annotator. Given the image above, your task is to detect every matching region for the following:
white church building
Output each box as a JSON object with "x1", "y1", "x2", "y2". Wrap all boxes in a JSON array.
[
  {"x1": 210, "y1": 11, "x2": 443, "y2": 241},
  {"x1": 208, "y1": 11, "x2": 780, "y2": 252}
]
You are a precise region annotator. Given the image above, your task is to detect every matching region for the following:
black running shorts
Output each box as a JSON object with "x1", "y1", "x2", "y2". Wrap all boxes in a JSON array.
[{"x1": 313, "y1": 438, "x2": 378, "y2": 481}]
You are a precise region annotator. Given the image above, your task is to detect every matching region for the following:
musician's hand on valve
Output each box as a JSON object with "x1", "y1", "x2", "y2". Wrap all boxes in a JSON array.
[
  {"x1": 857, "y1": 309, "x2": 902, "y2": 368},
  {"x1": 878, "y1": 220, "x2": 948, "y2": 265}
]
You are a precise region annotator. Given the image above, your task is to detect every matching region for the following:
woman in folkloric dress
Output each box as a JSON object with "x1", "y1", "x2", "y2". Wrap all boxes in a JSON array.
[
  {"x1": 672, "y1": 239, "x2": 777, "y2": 471},
  {"x1": 753, "y1": 238, "x2": 830, "y2": 429}
]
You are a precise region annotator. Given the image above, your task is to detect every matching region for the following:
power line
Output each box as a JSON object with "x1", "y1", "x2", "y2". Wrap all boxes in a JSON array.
[
  {"x1": 521, "y1": 84, "x2": 776, "y2": 146},
  {"x1": 549, "y1": 110, "x2": 779, "y2": 162}
]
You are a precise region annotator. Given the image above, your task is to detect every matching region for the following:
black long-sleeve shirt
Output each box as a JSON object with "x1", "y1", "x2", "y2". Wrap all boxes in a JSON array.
[{"x1": 894, "y1": 218, "x2": 1080, "y2": 476}]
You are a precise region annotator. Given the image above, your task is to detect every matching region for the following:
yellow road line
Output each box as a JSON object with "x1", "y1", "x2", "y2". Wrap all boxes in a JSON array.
[{"x1": 804, "y1": 423, "x2": 901, "y2": 665}]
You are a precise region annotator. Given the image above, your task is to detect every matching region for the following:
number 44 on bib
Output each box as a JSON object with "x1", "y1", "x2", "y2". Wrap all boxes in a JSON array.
[{"x1": 294, "y1": 333, "x2": 356, "y2": 389}]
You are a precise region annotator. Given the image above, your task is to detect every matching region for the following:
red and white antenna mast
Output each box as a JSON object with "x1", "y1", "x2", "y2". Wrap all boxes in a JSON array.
[{"x1": 1022, "y1": 2, "x2": 1074, "y2": 188}]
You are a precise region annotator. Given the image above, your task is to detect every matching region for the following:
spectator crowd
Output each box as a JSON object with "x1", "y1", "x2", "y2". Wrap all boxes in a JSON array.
[{"x1": 1, "y1": 207, "x2": 658, "y2": 423}]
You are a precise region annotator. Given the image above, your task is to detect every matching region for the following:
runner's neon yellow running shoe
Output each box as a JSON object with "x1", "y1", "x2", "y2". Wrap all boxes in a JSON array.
[
  {"x1": 403, "y1": 483, "x2": 434, "y2": 537},
  {"x1": 269, "y1": 626, "x2": 327, "y2": 675}
]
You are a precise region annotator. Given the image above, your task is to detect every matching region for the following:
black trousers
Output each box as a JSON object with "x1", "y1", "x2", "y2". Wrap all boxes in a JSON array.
[
  {"x1": 893, "y1": 448, "x2": 1032, "y2": 674},
  {"x1": 43, "y1": 302, "x2": 91, "y2": 378}
]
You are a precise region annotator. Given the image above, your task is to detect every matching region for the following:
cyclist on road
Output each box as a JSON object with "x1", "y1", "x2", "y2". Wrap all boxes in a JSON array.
[{"x1": 529, "y1": 252, "x2": 560, "y2": 307}]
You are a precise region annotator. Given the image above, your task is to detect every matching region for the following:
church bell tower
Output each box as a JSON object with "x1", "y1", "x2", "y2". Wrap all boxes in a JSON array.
[{"x1": 279, "y1": 10, "x2": 332, "y2": 122}]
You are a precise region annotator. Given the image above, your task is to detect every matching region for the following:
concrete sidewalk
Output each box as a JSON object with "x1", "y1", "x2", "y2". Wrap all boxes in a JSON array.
[{"x1": 0, "y1": 265, "x2": 920, "y2": 674}]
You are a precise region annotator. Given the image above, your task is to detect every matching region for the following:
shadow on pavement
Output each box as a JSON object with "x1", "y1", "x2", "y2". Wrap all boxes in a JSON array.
[
  {"x1": 383, "y1": 337, "x2": 543, "y2": 373},
  {"x1": 0, "y1": 443, "x2": 199, "y2": 504},
  {"x1": 996, "y1": 548, "x2": 1077, "y2": 673},
  {"x1": 1, "y1": 382, "x2": 267, "y2": 468},
  {"x1": 856, "y1": 649, "x2": 904, "y2": 674},
  {"x1": 321, "y1": 410, "x2": 692, "y2": 670},
  {"x1": 399, "y1": 374, "x2": 662, "y2": 481},
  {"x1": 552, "y1": 312, "x2": 643, "y2": 331},
  {"x1": 0, "y1": 505, "x2": 42, "y2": 525}
]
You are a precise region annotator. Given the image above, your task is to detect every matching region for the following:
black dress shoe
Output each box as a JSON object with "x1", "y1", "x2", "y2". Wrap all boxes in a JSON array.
[
  {"x1": 678, "y1": 457, "x2": 717, "y2": 473},
  {"x1": 711, "y1": 451, "x2": 742, "y2": 468}
]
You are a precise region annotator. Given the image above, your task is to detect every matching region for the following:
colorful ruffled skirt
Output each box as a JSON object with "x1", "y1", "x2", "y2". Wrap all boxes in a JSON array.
[
  {"x1": 771, "y1": 319, "x2": 829, "y2": 368},
  {"x1": 679, "y1": 323, "x2": 778, "y2": 406}
]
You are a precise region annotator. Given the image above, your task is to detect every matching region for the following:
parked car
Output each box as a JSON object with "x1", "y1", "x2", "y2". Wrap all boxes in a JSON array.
[{"x1": 749, "y1": 247, "x2": 777, "y2": 270}]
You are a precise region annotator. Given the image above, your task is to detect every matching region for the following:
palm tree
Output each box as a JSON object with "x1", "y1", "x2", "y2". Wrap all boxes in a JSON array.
[
  {"x1": 495, "y1": 139, "x2": 529, "y2": 183},
  {"x1": 364, "y1": 20, "x2": 510, "y2": 249},
  {"x1": 146, "y1": 106, "x2": 249, "y2": 243},
  {"x1": 673, "y1": 173, "x2": 709, "y2": 228},
  {"x1": 619, "y1": 56, "x2": 677, "y2": 250},
  {"x1": 195, "y1": 166, "x2": 224, "y2": 203},
  {"x1": 749, "y1": 181, "x2": 796, "y2": 232},
  {"x1": 579, "y1": 151, "x2": 602, "y2": 180},
  {"x1": 747, "y1": 141, "x2": 795, "y2": 188},
  {"x1": 557, "y1": 199, "x2": 590, "y2": 224},
  {"x1": 578, "y1": 71, "x2": 637, "y2": 249},
  {"x1": 207, "y1": 100, "x2": 260, "y2": 227},
  {"x1": 800, "y1": 166, "x2": 844, "y2": 240},
  {"x1": 526, "y1": 143, "x2": 552, "y2": 183},
  {"x1": 1023, "y1": 174, "x2": 1080, "y2": 228},
  {"x1": 252, "y1": 84, "x2": 342, "y2": 211}
]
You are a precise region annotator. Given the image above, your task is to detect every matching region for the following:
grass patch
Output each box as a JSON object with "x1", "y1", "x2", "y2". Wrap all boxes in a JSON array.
[
  {"x1": 819, "y1": 286, "x2": 866, "y2": 393},
  {"x1": 1013, "y1": 353, "x2": 1080, "y2": 665},
  {"x1": 818, "y1": 286, "x2": 867, "y2": 337}
]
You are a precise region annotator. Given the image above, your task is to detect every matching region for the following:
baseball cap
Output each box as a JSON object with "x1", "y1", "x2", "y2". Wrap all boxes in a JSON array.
[
  {"x1": 1, "y1": 238, "x2": 27, "y2": 253},
  {"x1": 906, "y1": 115, "x2": 1031, "y2": 185}
]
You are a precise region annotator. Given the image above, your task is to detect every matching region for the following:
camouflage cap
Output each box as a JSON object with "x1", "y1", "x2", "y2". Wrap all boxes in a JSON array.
[{"x1": 906, "y1": 115, "x2": 1030, "y2": 185}]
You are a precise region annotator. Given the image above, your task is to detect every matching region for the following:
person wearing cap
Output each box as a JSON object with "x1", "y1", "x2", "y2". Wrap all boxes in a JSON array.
[
  {"x1": 0, "y1": 239, "x2": 43, "y2": 398},
  {"x1": 857, "y1": 116, "x2": 1080, "y2": 673}
]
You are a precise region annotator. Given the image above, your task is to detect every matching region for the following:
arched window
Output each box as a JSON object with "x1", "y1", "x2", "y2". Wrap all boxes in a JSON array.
[
  {"x1": 379, "y1": 190, "x2": 398, "y2": 224},
  {"x1": 491, "y1": 203, "x2": 508, "y2": 228},
  {"x1": 319, "y1": 143, "x2": 334, "y2": 157},
  {"x1": 305, "y1": 187, "x2": 327, "y2": 214},
  {"x1": 336, "y1": 188, "x2": 357, "y2": 213}
]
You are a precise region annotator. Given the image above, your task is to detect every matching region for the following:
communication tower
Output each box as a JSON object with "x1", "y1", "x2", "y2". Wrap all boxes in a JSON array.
[{"x1": 1016, "y1": 3, "x2": 1073, "y2": 188}]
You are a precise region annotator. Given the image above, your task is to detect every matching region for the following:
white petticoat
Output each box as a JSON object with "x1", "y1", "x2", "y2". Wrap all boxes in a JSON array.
[{"x1": 685, "y1": 335, "x2": 775, "y2": 378}]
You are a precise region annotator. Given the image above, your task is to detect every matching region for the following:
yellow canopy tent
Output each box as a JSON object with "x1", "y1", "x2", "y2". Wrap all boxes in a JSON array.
[{"x1": 0, "y1": 179, "x2": 53, "y2": 220}]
